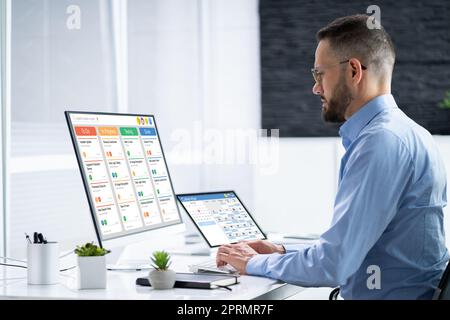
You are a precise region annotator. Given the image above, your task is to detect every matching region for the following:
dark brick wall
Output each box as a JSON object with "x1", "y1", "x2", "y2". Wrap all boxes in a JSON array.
[{"x1": 260, "y1": 0, "x2": 450, "y2": 137}]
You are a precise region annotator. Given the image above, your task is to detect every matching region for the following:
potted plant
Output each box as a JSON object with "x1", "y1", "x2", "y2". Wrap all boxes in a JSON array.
[
  {"x1": 148, "y1": 250, "x2": 176, "y2": 289},
  {"x1": 75, "y1": 242, "x2": 110, "y2": 289}
]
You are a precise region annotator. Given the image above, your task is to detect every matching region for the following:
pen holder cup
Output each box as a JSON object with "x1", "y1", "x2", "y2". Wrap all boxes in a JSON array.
[{"x1": 27, "y1": 242, "x2": 59, "y2": 285}]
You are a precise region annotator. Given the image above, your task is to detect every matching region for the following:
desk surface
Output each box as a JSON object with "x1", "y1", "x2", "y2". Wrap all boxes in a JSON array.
[
  {"x1": 0, "y1": 233, "x2": 306, "y2": 300},
  {"x1": 0, "y1": 259, "x2": 303, "y2": 300}
]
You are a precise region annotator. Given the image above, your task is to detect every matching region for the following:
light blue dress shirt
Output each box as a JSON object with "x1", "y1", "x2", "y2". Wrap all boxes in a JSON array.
[{"x1": 247, "y1": 94, "x2": 449, "y2": 299}]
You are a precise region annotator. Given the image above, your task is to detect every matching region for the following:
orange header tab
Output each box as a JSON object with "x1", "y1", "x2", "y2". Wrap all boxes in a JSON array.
[
  {"x1": 75, "y1": 126, "x2": 97, "y2": 136},
  {"x1": 98, "y1": 126, "x2": 119, "y2": 136}
]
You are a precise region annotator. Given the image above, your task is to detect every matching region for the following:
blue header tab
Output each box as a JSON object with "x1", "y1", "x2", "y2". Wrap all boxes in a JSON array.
[
  {"x1": 139, "y1": 127, "x2": 156, "y2": 136},
  {"x1": 178, "y1": 192, "x2": 236, "y2": 202}
]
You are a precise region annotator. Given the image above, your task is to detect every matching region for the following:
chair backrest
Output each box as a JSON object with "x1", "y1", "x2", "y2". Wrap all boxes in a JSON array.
[
  {"x1": 433, "y1": 260, "x2": 450, "y2": 300},
  {"x1": 329, "y1": 287, "x2": 340, "y2": 300}
]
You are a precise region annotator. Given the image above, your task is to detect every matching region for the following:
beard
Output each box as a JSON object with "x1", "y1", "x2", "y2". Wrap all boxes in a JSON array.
[{"x1": 321, "y1": 76, "x2": 353, "y2": 123}]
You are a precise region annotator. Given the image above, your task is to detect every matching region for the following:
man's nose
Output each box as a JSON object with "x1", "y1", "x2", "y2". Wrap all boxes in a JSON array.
[{"x1": 312, "y1": 81, "x2": 323, "y2": 96}]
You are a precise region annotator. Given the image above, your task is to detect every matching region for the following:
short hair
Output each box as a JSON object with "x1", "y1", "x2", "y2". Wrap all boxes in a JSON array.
[{"x1": 316, "y1": 14, "x2": 395, "y2": 80}]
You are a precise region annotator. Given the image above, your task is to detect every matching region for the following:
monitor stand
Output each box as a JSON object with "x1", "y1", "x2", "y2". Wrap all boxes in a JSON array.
[
  {"x1": 105, "y1": 238, "x2": 212, "y2": 271},
  {"x1": 107, "y1": 261, "x2": 152, "y2": 271},
  {"x1": 167, "y1": 232, "x2": 212, "y2": 256},
  {"x1": 106, "y1": 246, "x2": 152, "y2": 271},
  {"x1": 166, "y1": 242, "x2": 211, "y2": 256}
]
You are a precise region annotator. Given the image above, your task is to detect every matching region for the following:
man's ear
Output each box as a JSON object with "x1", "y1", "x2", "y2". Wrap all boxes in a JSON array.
[{"x1": 349, "y1": 58, "x2": 363, "y2": 83}]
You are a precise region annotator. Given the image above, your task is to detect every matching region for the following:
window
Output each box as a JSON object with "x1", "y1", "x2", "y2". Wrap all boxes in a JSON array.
[
  {"x1": 2, "y1": 0, "x2": 203, "y2": 257},
  {"x1": 7, "y1": 0, "x2": 119, "y2": 257},
  {"x1": 1, "y1": 0, "x2": 259, "y2": 258}
]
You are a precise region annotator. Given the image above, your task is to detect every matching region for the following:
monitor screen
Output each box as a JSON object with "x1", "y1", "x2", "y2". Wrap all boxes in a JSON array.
[
  {"x1": 65, "y1": 111, "x2": 182, "y2": 245},
  {"x1": 177, "y1": 191, "x2": 266, "y2": 247}
]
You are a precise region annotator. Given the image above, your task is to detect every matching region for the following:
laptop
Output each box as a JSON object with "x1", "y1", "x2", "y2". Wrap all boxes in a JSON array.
[{"x1": 176, "y1": 191, "x2": 267, "y2": 274}]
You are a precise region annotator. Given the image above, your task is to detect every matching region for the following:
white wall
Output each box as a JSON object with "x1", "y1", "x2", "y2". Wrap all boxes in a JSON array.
[
  {"x1": 253, "y1": 138, "x2": 339, "y2": 236},
  {"x1": 127, "y1": 0, "x2": 203, "y2": 194},
  {"x1": 197, "y1": 0, "x2": 260, "y2": 204}
]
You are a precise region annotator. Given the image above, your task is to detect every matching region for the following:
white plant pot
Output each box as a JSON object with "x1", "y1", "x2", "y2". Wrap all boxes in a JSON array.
[
  {"x1": 77, "y1": 255, "x2": 107, "y2": 290},
  {"x1": 148, "y1": 269, "x2": 176, "y2": 289}
]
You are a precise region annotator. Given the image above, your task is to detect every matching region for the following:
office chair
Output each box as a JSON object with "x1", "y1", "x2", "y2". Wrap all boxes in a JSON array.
[
  {"x1": 329, "y1": 260, "x2": 450, "y2": 300},
  {"x1": 433, "y1": 260, "x2": 450, "y2": 300},
  {"x1": 329, "y1": 287, "x2": 340, "y2": 300}
]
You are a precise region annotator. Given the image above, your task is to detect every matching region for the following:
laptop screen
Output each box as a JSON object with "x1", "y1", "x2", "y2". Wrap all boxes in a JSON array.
[{"x1": 177, "y1": 191, "x2": 266, "y2": 247}]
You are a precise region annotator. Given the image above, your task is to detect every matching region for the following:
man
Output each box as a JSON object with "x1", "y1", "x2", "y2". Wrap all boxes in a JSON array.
[{"x1": 216, "y1": 14, "x2": 449, "y2": 299}]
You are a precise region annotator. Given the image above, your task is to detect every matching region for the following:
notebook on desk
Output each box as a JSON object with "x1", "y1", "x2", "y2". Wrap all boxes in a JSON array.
[
  {"x1": 136, "y1": 273, "x2": 239, "y2": 289},
  {"x1": 176, "y1": 191, "x2": 267, "y2": 274}
]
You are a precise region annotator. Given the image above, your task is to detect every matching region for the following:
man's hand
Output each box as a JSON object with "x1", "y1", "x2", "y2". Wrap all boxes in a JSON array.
[
  {"x1": 244, "y1": 240, "x2": 285, "y2": 255},
  {"x1": 216, "y1": 243, "x2": 258, "y2": 274}
]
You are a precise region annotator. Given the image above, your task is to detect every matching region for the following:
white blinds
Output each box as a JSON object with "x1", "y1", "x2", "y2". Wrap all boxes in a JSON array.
[
  {"x1": 5, "y1": 0, "x2": 261, "y2": 257},
  {"x1": 8, "y1": 0, "x2": 117, "y2": 256},
  {"x1": 7, "y1": 0, "x2": 205, "y2": 256}
]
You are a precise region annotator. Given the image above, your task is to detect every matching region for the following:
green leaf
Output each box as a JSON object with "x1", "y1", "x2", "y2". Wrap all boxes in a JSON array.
[
  {"x1": 439, "y1": 90, "x2": 450, "y2": 109},
  {"x1": 150, "y1": 250, "x2": 171, "y2": 270}
]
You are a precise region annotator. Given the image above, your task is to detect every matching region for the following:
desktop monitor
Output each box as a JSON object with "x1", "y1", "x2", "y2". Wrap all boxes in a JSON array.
[{"x1": 65, "y1": 111, "x2": 185, "y2": 268}]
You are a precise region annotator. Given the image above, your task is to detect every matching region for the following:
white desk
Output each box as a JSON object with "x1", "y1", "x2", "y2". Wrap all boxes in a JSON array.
[{"x1": 0, "y1": 233, "x2": 306, "y2": 300}]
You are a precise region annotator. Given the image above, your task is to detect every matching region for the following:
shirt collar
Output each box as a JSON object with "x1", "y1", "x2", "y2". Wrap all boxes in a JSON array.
[{"x1": 339, "y1": 94, "x2": 398, "y2": 150}]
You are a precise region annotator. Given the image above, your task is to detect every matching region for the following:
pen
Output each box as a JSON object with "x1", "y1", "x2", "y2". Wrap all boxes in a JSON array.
[
  {"x1": 37, "y1": 233, "x2": 46, "y2": 244},
  {"x1": 24, "y1": 233, "x2": 32, "y2": 244},
  {"x1": 33, "y1": 232, "x2": 38, "y2": 244},
  {"x1": 41, "y1": 233, "x2": 48, "y2": 244}
]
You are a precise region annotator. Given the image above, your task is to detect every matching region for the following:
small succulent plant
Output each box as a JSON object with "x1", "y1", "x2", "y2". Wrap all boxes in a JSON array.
[
  {"x1": 74, "y1": 242, "x2": 110, "y2": 256},
  {"x1": 150, "y1": 250, "x2": 172, "y2": 271}
]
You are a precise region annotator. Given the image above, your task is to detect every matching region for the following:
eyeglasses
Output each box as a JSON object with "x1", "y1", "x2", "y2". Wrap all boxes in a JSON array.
[{"x1": 311, "y1": 59, "x2": 367, "y2": 84}]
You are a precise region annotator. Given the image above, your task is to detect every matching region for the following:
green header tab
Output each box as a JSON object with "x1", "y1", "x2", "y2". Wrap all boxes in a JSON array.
[{"x1": 120, "y1": 127, "x2": 138, "y2": 136}]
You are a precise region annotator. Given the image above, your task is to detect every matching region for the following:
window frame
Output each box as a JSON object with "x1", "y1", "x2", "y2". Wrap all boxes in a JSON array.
[{"x1": 0, "y1": 0, "x2": 12, "y2": 257}]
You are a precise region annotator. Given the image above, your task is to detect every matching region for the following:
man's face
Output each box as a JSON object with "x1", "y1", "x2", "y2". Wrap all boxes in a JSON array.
[{"x1": 312, "y1": 40, "x2": 353, "y2": 123}]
